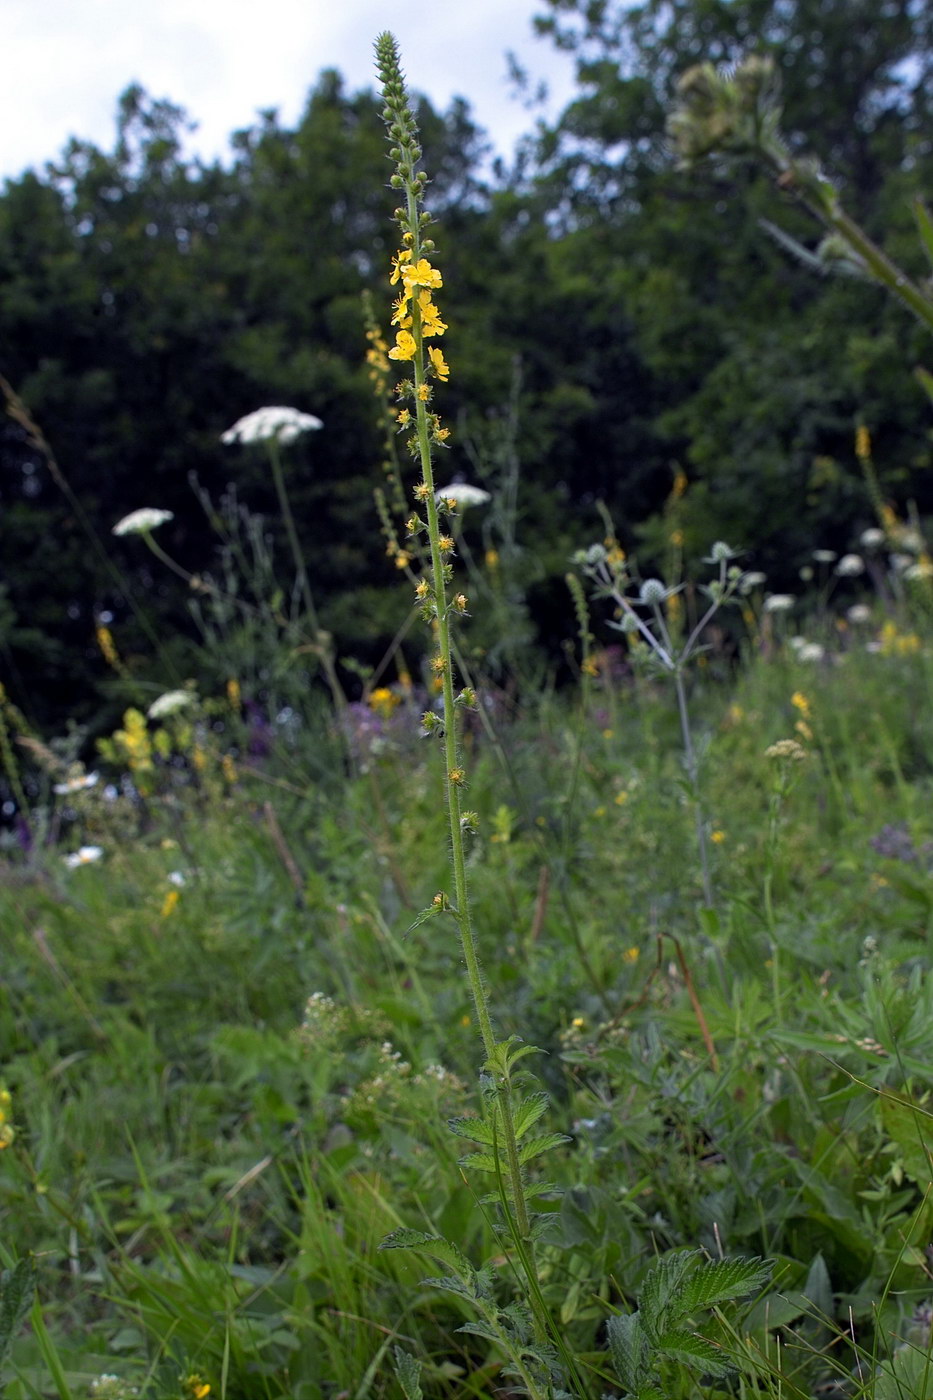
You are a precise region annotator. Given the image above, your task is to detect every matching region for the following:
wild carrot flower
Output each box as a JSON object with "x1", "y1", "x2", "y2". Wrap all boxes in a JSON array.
[
  {"x1": 147, "y1": 690, "x2": 196, "y2": 719},
  {"x1": 435, "y1": 483, "x2": 490, "y2": 508},
  {"x1": 835, "y1": 553, "x2": 865, "y2": 577},
  {"x1": 53, "y1": 771, "x2": 99, "y2": 795},
  {"x1": 112, "y1": 507, "x2": 174, "y2": 536},
  {"x1": 764, "y1": 593, "x2": 794, "y2": 613},
  {"x1": 220, "y1": 406, "x2": 322, "y2": 445}
]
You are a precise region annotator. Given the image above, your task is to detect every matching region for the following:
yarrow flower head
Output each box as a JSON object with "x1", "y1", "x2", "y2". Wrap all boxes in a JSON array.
[
  {"x1": 220, "y1": 406, "x2": 323, "y2": 446},
  {"x1": 835, "y1": 553, "x2": 865, "y2": 577},
  {"x1": 763, "y1": 593, "x2": 795, "y2": 613},
  {"x1": 435, "y1": 483, "x2": 491, "y2": 509},
  {"x1": 113, "y1": 508, "x2": 173, "y2": 537}
]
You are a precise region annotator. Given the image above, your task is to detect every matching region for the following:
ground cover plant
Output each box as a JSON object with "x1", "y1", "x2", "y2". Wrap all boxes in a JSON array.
[{"x1": 4, "y1": 23, "x2": 933, "y2": 1400}]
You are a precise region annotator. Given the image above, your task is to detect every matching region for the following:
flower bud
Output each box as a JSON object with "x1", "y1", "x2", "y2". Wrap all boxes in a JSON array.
[{"x1": 639, "y1": 578, "x2": 667, "y2": 605}]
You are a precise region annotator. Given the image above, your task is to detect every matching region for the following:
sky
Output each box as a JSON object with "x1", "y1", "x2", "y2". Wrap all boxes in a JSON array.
[{"x1": 2, "y1": 0, "x2": 580, "y2": 182}]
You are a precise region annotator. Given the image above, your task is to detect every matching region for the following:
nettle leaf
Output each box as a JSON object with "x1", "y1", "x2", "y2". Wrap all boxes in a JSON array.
[
  {"x1": 656, "y1": 1329, "x2": 735, "y2": 1380},
  {"x1": 680, "y1": 1256, "x2": 773, "y2": 1312},
  {"x1": 447, "y1": 1115, "x2": 494, "y2": 1146},
  {"x1": 640, "y1": 1250, "x2": 700, "y2": 1340},
  {"x1": 392, "y1": 1346, "x2": 423, "y2": 1400},
  {"x1": 518, "y1": 1132, "x2": 572, "y2": 1165},
  {"x1": 379, "y1": 1229, "x2": 473, "y2": 1283},
  {"x1": 512, "y1": 1091, "x2": 551, "y2": 1139},
  {"x1": 485, "y1": 1037, "x2": 544, "y2": 1079},
  {"x1": 606, "y1": 1311, "x2": 650, "y2": 1393}
]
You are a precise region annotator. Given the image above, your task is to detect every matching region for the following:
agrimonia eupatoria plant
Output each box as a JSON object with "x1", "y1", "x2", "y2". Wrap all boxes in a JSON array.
[
  {"x1": 575, "y1": 536, "x2": 746, "y2": 908},
  {"x1": 372, "y1": 34, "x2": 582, "y2": 1398}
]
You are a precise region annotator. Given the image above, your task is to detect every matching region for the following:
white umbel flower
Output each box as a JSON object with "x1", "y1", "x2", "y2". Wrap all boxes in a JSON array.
[
  {"x1": 763, "y1": 593, "x2": 795, "y2": 613},
  {"x1": 221, "y1": 406, "x2": 323, "y2": 446},
  {"x1": 113, "y1": 508, "x2": 174, "y2": 536},
  {"x1": 147, "y1": 690, "x2": 196, "y2": 719},
  {"x1": 860, "y1": 527, "x2": 885, "y2": 549},
  {"x1": 835, "y1": 553, "x2": 865, "y2": 577},
  {"x1": 435, "y1": 483, "x2": 491, "y2": 508}
]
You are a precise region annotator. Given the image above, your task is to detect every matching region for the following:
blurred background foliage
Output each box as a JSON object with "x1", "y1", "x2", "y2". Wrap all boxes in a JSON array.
[{"x1": 2, "y1": 0, "x2": 933, "y2": 733}]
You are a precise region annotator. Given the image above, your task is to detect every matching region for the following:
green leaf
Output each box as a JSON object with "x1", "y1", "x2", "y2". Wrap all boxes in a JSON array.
[
  {"x1": 656, "y1": 1329, "x2": 735, "y2": 1380},
  {"x1": 0, "y1": 1257, "x2": 37, "y2": 1375},
  {"x1": 639, "y1": 1250, "x2": 700, "y2": 1339},
  {"x1": 447, "y1": 1115, "x2": 494, "y2": 1146},
  {"x1": 392, "y1": 1346, "x2": 423, "y2": 1400},
  {"x1": 679, "y1": 1256, "x2": 773, "y2": 1311},
  {"x1": 518, "y1": 1132, "x2": 572, "y2": 1164},
  {"x1": 915, "y1": 365, "x2": 933, "y2": 409},
  {"x1": 458, "y1": 1150, "x2": 498, "y2": 1173},
  {"x1": 405, "y1": 903, "x2": 446, "y2": 938},
  {"x1": 606, "y1": 1311, "x2": 649, "y2": 1393},
  {"x1": 880, "y1": 1091, "x2": 933, "y2": 1187},
  {"x1": 803, "y1": 1253, "x2": 833, "y2": 1321},
  {"x1": 378, "y1": 1230, "x2": 473, "y2": 1282},
  {"x1": 512, "y1": 1091, "x2": 551, "y2": 1139},
  {"x1": 420, "y1": 1274, "x2": 477, "y2": 1301},
  {"x1": 456, "y1": 1320, "x2": 501, "y2": 1343}
]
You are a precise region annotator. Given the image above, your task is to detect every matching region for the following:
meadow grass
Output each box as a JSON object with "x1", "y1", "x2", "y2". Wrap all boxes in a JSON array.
[{"x1": 5, "y1": 31, "x2": 933, "y2": 1400}]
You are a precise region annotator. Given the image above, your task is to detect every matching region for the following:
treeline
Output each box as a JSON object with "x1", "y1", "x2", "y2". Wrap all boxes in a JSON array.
[{"x1": 2, "y1": 0, "x2": 932, "y2": 731}]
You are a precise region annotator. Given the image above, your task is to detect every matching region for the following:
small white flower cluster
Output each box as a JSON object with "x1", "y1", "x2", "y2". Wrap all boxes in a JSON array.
[
  {"x1": 435, "y1": 482, "x2": 491, "y2": 509},
  {"x1": 53, "y1": 771, "x2": 99, "y2": 795},
  {"x1": 112, "y1": 508, "x2": 173, "y2": 537},
  {"x1": 63, "y1": 845, "x2": 104, "y2": 868},
  {"x1": 147, "y1": 690, "x2": 196, "y2": 720},
  {"x1": 221, "y1": 406, "x2": 323, "y2": 446},
  {"x1": 763, "y1": 593, "x2": 795, "y2": 613}
]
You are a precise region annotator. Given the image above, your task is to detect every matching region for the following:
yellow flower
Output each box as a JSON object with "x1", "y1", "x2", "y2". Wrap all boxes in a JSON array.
[
  {"x1": 623, "y1": 946, "x2": 640, "y2": 963},
  {"x1": 855, "y1": 424, "x2": 871, "y2": 461},
  {"x1": 448, "y1": 767, "x2": 466, "y2": 785},
  {"x1": 485, "y1": 548, "x2": 499, "y2": 569},
  {"x1": 438, "y1": 535, "x2": 455, "y2": 553},
  {"x1": 401, "y1": 257, "x2": 442, "y2": 291},
  {"x1": 389, "y1": 248, "x2": 412, "y2": 284},
  {"x1": 161, "y1": 889, "x2": 180, "y2": 918},
  {"x1": 795, "y1": 720, "x2": 813, "y2": 741},
  {"x1": 222, "y1": 754, "x2": 237, "y2": 784},
  {"x1": 396, "y1": 408, "x2": 411, "y2": 427},
  {"x1": 670, "y1": 528, "x2": 684, "y2": 547},
  {"x1": 226, "y1": 678, "x2": 241, "y2": 711},
  {"x1": 390, "y1": 294, "x2": 412, "y2": 327},
  {"x1": 417, "y1": 291, "x2": 447, "y2": 336},
  {"x1": 790, "y1": 691, "x2": 810, "y2": 718},
  {"x1": 96, "y1": 625, "x2": 119, "y2": 667},
  {"x1": 417, "y1": 383, "x2": 431, "y2": 401},
  {"x1": 369, "y1": 687, "x2": 401, "y2": 719},
  {"x1": 388, "y1": 329, "x2": 416, "y2": 361},
  {"x1": 428, "y1": 346, "x2": 449, "y2": 381},
  {"x1": 711, "y1": 829, "x2": 726, "y2": 844}
]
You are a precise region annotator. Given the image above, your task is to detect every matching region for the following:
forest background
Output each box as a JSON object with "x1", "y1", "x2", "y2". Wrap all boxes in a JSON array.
[{"x1": 3, "y1": 0, "x2": 933, "y2": 736}]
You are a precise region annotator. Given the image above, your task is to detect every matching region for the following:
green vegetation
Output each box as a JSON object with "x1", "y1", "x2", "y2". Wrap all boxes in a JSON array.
[{"x1": 5, "y1": 2, "x2": 933, "y2": 1395}]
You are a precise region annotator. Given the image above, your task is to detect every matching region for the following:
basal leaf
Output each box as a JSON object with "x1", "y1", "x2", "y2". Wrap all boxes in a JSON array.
[{"x1": 392, "y1": 1346, "x2": 423, "y2": 1400}]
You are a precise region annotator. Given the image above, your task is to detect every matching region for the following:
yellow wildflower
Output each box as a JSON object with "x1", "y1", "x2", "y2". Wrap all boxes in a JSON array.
[
  {"x1": 401, "y1": 257, "x2": 442, "y2": 291},
  {"x1": 96, "y1": 625, "x2": 119, "y2": 667},
  {"x1": 711, "y1": 829, "x2": 726, "y2": 844},
  {"x1": 428, "y1": 346, "x2": 449, "y2": 381},
  {"x1": 388, "y1": 329, "x2": 416, "y2": 362},
  {"x1": 417, "y1": 291, "x2": 447, "y2": 336},
  {"x1": 389, "y1": 249, "x2": 412, "y2": 284},
  {"x1": 791, "y1": 691, "x2": 810, "y2": 718},
  {"x1": 855, "y1": 424, "x2": 871, "y2": 461},
  {"x1": 226, "y1": 678, "x2": 241, "y2": 711},
  {"x1": 623, "y1": 947, "x2": 640, "y2": 963},
  {"x1": 161, "y1": 889, "x2": 180, "y2": 918},
  {"x1": 417, "y1": 383, "x2": 431, "y2": 401},
  {"x1": 369, "y1": 687, "x2": 401, "y2": 719},
  {"x1": 222, "y1": 754, "x2": 237, "y2": 784}
]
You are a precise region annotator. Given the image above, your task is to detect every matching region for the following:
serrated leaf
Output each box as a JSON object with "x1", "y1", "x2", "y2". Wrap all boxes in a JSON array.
[
  {"x1": 392, "y1": 1346, "x2": 423, "y2": 1400},
  {"x1": 478, "y1": 1180, "x2": 562, "y2": 1206},
  {"x1": 656, "y1": 1329, "x2": 735, "y2": 1380},
  {"x1": 640, "y1": 1251, "x2": 700, "y2": 1339},
  {"x1": 405, "y1": 903, "x2": 445, "y2": 937},
  {"x1": 680, "y1": 1255, "x2": 773, "y2": 1311},
  {"x1": 0, "y1": 1257, "x2": 37, "y2": 1374},
  {"x1": 485, "y1": 1037, "x2": 544, "y2": 1077},
  {"x1": 456, "y1": 1320, "x2": 501, "y2": 1343},
  {"x1": 518, "y1": 1131, "x2": 571, "y2": 1164},
  {"x1": 420, "y1": 1274, "x2": 476, "y2": 1300},
  {"x1": 459, "y1": 1150, "x2": 498, "y2": 1173},
  {"x1": 512, "y1": 1091, "x2": 551, "y2": 1139},
  {"x1": 447, "y1": 1115, "x2": 494, "y2": 1146},
  {"x1": 379, "y1": 1230, "x2": 473, "y2": 1282},
  {"x1": 606, "y1": 1312, "x2": 649, "y2": 1392}
]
